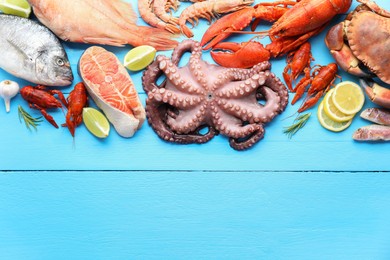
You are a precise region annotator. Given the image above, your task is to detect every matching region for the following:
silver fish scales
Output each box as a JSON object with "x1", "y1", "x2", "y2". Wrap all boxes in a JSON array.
[{"x1": 0, "y1": 15, "x2": 73, "y2": 86}]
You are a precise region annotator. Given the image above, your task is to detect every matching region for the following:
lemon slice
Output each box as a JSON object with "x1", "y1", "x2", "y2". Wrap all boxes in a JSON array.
[
  {"x1": 332, "y1": 81, "x2": 365, "y2": 115},
  {"x1": 82, "y1": 107, "x2": 110, "y2": 138},
  {"x1": 323, "y1": 88, "x2": 355, "y2": 122},
  {"x1": 0, "y1": 0, "x2": 31, "y2": 18},
  {"x1": 317, "y1": 101, "x2": 352, "y2": 132},
  {"x1": 124, "y1": 45, "x2": 156, "y2": 71}
]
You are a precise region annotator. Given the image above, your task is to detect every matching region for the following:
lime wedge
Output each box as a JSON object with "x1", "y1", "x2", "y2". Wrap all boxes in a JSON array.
[
  {"x1": 82, "y1": 107, "x2": 110, "y2": 138},
  {"x1": 0, "y1": 0, "x2": 31, "y2": 18},
  {"x1": 124, "y1": 45, "x2": 156, "y2": 71}
]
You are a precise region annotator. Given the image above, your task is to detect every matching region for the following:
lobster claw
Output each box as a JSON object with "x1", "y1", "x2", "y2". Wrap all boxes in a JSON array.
[
  {"x1": 210, "y1": 41, "x2": 271, "y2": 68},
  {"x1": 201, "y1": 8, "x2": 255, "y2": 50}
]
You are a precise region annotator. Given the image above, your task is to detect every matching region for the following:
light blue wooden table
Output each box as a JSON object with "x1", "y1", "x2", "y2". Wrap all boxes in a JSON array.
[{"x1": 1, "y1": 1, "x2": 390, "y2": 259}]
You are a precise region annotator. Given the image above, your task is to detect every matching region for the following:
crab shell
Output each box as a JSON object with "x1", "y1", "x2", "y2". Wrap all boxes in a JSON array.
[{"x1": 347, "y1": 10, "x2": 390, "y2": 84}]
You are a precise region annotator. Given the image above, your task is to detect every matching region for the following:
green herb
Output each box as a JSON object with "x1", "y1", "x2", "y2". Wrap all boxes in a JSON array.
[
  {"x1": 284, "y1": 112, "x2": 311, "y2": 139},
  {"x1": 18, "y1": 105, "x2": 43, "y2": 131}
]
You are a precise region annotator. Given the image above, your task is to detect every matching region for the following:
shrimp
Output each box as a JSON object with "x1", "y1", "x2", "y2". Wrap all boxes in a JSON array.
[
  {"x1": 139, "y1": 0, "x2": 181, "y2": 34},
  {"x1": 153, "y1": 0, "x2": 180, "y2": 26},
  {"x1": 179, "y1": 0, "x2": 254, "y2": 38}
]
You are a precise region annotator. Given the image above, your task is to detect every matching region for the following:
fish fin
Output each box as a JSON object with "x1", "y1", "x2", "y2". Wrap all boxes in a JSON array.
[
  {"x1": 86, "y1": 0, "x2": 137, "y2": 25},
  {"x1": 135, "y1": 26, "x2": 179, "y2": 51},
  {"x1": 82, "y1": 37, "x2": 127, "y2": 47},
  {"x1": 111, "y1": 0, "x2": 137, "y2": 24}
]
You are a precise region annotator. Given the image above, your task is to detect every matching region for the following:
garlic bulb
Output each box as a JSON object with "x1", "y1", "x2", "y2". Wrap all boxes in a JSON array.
[{"x1": 0, "y1": 80, "x2": 20, "y2": 112}]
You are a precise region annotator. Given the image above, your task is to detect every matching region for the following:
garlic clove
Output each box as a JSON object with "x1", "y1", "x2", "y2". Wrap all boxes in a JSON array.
[
  {"x1": 4, "y1": 97, "x2": 11, "y2": 113},
  {"x1": 0, "y1": 80, "x2": 19, "y2": 113}
]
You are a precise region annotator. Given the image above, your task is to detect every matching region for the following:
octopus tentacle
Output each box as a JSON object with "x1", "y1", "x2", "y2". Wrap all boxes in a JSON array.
[
  {"x1": 145, "y1": 96, "x2": 216, "y2": 144},
  {"x1": 143, "y1": 58, "x2": 175, "y2": 141},
  {"x1": 229, "y1": 125, "x2": 265, "y2": 151},
  {"x1": 216, "y1": 115, "x2": 260, "y2": 139},
  {"x1": 218, "y1": 87, "x2": 281, "y2": 124},
  {"x1": 166, "y1": 105, "x2": 207, "y2": 134},
  {"x1": 214, "y1": 108, "x2": 265, "y2": 150},
  {"x1": 225, "y1": 61, "x2": 272, "y2": 81},
  {"x1": 215, "y1": 74, "x2": 265, "y2": 99},
  {"x1": 142, "y1": 56, "x2": 165, "y2": 93},
  {"x1": 148, "y1": 87, "x2": 203, "y2": 109},
  {"x1": 172, "y1": 39, "x2": 200, "y2": 65},
  {"x1": 158, "y1": 56, "x2": 205, "y2": 95},
  {"x1": 263, "y1": 71, "x2": 289, "y2": 113}
]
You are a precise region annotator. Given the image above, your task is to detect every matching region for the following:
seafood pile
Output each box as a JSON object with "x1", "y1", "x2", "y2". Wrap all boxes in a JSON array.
[
  {"x1": 142, "y1": 40, "x2": 288, "y2": 150},
  {"x1": 198, "y1": 0, "x2": 352, "y2": 113},
  {"x1": 0, "y1": 0, "x2": 389, "y2": 147},
  {"x1": 139, "y1": 0, "x2": 253, "y2": 37},
  {"x1": 325, "y1": 0, "x2": 390, "y2": 141},
  {"x1": 201, "y1": 0, "x2": 352, "y2": 68}
]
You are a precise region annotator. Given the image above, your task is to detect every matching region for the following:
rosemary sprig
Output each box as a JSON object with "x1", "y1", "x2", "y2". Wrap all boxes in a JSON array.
[
  {"x1": 284, "y1": 112, "x2": 311, "y2": 139},
  {"x1": 18, "y1": 105, "x2": 43, "y2": 131}
]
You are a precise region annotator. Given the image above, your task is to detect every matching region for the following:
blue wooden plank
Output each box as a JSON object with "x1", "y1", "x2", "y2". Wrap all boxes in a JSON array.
[{"x1": 1, "y1": 171, "x2": 390, "y2": 259}]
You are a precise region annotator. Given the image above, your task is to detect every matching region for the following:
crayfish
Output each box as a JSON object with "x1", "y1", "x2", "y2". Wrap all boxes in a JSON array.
[
  {"x1": 294, "y1": 63, "x2": 341, "y2": 113},
  {"x1": 62, "y1": 82, "x2": 88, "y2": 137},
  {"x1": 20, "y1": 85, "x2": 67, "y2": 128},
  {"x1": 20, "y1": 83, "x2": 88, "y2": 135}
]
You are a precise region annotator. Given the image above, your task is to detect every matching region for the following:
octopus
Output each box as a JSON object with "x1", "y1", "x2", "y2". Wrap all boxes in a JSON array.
[{"x1": 142, "y1": 40, "x2": 289, "y2": 150}]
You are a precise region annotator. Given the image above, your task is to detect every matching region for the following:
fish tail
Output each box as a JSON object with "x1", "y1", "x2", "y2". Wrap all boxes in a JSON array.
[{"x1": 134, "y1": 26, "x2": 178, "y2": 51}]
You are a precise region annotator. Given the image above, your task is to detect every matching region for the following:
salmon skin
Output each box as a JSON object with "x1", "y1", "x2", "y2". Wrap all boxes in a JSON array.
[
  {"x1": 360, "y1": 108, "x2": 390, "y2": 126},
  {"x1": 79, "y1": 46, "x2": 146, "y2": 138},
  {"x1": 27, "y1": 0, "x2": 177, "y2": 51},
  {"x1": 353, "y1": 124, "x2": 390, "y2": 141}
]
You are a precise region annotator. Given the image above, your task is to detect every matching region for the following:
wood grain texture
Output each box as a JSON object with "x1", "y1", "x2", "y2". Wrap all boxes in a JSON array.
[
  {"x1": 1, "y1": 171, "x2": 390, "y2": 259},
  {"x1": 1, "y1": 0, "x2": 390, "y2": 259}
]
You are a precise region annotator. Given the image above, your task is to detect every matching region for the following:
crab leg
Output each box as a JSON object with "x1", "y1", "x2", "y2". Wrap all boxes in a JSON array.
[
  {"x1": 357, "y1": 0, "x2": 390, "y2": 17},
  {"x1": 360, "y1": 79, "x2": 390, "y2": 109},
  {"x1": 325, "y1": 22, "x2": 372, "y2": 78}
]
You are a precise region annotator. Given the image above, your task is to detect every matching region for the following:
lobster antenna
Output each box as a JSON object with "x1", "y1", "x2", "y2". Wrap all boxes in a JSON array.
[{"x1": 229, "y1": 30, "x2": 269, "y2": 37}]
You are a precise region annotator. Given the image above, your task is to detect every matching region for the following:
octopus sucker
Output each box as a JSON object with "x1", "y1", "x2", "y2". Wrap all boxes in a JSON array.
[{"x1": 142, "y1": 39, "x2": 288, "y2": 150}]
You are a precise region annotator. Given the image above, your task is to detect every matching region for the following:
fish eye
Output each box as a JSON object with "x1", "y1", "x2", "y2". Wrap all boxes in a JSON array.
[{"x1": 56, "y1": 58, "x2": 64, "y2": 66}]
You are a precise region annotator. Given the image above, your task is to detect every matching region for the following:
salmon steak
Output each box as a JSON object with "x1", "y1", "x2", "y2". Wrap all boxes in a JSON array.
[{"x1": 79, "y1": 46, "x2": 146, "y2": 138}]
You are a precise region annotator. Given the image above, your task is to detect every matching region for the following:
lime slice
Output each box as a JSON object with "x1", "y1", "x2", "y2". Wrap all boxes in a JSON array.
[
  {"x1": 82, "y1": 107, "x2": 110, "y2": 138},
  {"x1": 332, "y1": 81, "x2": 365, "y2": 115},
  {"x1": 124, "y1": 45, "x2": 156, "y2": 71},
  {"x1": 0, "y1": 0, "x2": 31, "y2": 18},
  {"x1": 323, "y1": 88, "x2": 355, "y2": 122},
  {"x1": 317, "y1": 101, "x2": 352, "y2": 132}
]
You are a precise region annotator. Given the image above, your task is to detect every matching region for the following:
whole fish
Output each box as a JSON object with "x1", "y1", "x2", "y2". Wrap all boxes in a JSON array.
[
  {"x1": 360, "y1": 108, "x2": 390, "y2": 126},
  {"x1": 27, "y1": 0, "x2": 178, "y2": 51},
  {"x1": 353, "y1": 124, "x2": 390, "y2": 141},
  {"x1": 0, "y1": 15, "x2": 73, "y2": 86}
]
